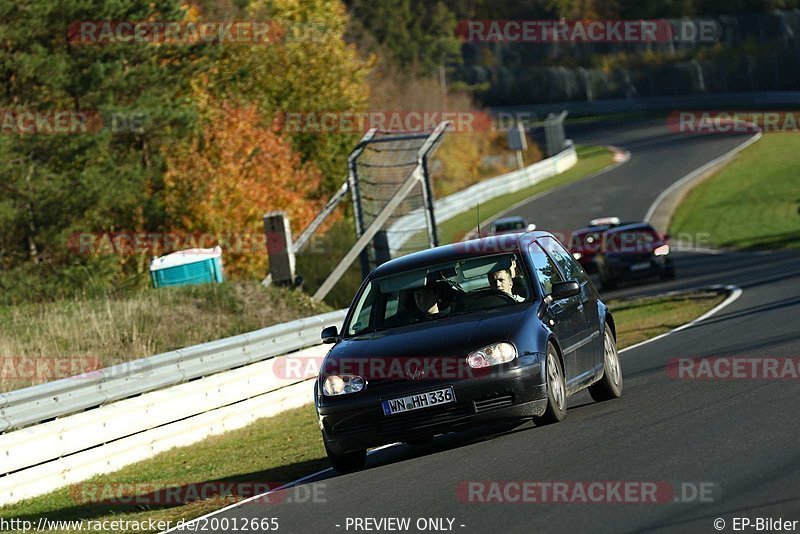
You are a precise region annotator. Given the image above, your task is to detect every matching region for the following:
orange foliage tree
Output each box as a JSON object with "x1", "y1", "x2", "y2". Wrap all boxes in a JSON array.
[{"x1": 164, "y1": 99, "x2": 327, "y2": 278}]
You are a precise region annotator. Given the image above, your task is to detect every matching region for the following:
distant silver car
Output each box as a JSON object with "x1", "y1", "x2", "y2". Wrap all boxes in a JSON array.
[{"x1": 488, "y1": 216, "x2": 536, "y2": 236}]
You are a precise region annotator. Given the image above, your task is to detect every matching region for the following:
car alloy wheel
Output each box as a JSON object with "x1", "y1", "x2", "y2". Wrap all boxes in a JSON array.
[
  {"x1": 534, "y1": 342, "x2": 567, "y2": 425},
  {"x1": 588, "y1": 324, "x2": 623, "y2": 402}
]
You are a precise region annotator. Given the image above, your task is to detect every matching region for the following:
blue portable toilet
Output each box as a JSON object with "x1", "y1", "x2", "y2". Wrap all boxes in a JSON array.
[{"x1": 150, "y1": 246, "x2": 224, "y2": 288}]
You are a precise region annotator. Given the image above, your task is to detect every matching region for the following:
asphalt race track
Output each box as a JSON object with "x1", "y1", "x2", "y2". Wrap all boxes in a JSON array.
[{"x1": 174, "y1": 120, "x2": 800, "y2": 533}]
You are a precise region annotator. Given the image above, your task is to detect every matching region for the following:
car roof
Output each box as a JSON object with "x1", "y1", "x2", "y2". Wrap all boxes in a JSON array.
[
  {"x1": 492, "y1": 216, "x2": 525, "y2": 225},
  {"x1": 572, "y1": 221, "x2": 654, "y2": 235},
  {"x1": 370, "y1": 232, "x2": 551, "y2": 278},
  {"x1": 607, "y1": 222, "x2": 657, "y2": 233}
]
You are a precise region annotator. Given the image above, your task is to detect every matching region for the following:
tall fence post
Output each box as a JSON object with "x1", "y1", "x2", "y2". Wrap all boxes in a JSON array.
[{"x1": 263, "y1": 211, "x2": 296, "y2": 287}]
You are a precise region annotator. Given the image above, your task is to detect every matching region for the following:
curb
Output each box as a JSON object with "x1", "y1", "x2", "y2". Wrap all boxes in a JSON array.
[{"x1": 644, "y1": 128, "x2": 763, "y2": 234}]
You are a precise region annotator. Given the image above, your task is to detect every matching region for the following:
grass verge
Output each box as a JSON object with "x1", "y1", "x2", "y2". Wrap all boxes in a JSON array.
[
  {"x1": 0, "y1": 282, "x2": 331, "y2": 392},
  {"x1": 670, "y1": 133, "x2": 800, "y2": 250},
  {"x1": 609, "y1": 291, "x2": 725, "y2": 348},
  {"x1": 437, "y1": 145, "x2": 615, "y2": 244},
  {"x1": 0, "y1": 291, "x2": 725, "y2": 533}
]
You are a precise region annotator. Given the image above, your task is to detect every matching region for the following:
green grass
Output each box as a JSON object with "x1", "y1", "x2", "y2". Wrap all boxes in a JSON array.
[
  {"x1": 670, "y1": 133, "x2": 800, "y2": 250},
  {"x1": 0, "y1": 291, "x2": 724, "y2": 533},
  {"x1": 609, "y1": 291, "x2": 724, "y2": 349},
  {"x1": 0, "y1": 282, "x2": 331, "y2": 392},
  {"x1": 438, "y1": 145, "x2": 615, "y2": 244}
]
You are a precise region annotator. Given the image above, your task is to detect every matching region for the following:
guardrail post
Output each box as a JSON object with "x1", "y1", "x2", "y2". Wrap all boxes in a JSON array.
[{"x1": 264, "y1": 211, "x2": 296, "y2": 287}]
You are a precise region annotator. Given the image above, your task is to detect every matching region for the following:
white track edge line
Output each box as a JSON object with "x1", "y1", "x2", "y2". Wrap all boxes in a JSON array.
[
  {"x1": 160, "y1": 443, "x2": 399, "y2": 533},
  {"x1": 619, "y1": 284, "x2": 742, "y2": 354}
]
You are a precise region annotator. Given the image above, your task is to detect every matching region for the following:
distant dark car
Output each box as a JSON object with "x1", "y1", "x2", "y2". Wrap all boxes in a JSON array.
[
  {"x1": 569, "y1": 219, "x2": 674, "y2": 290},
  {"x1": 487, "y1": 216, "x2": 536, "y2": 236},
  {"x1": 315, "y1": 232, "x2": 622, "y2": 472}
]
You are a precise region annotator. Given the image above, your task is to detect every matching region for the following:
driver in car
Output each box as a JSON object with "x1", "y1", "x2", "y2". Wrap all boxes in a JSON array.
[{"x1": 488, "y1": 266, "x2": 525, "y2": 302}]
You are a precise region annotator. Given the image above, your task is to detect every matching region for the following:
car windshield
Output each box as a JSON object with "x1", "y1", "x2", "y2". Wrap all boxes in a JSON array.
[{"x1": 345, "y1": 254, "x2": 531, "y2": 336}]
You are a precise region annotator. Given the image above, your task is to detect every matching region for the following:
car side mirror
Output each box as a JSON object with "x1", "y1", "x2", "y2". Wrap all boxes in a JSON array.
[
  {"x1": 550, "y1": 281, "x2": 581, "y2": 301},
  {"x1": 321, "y1": 326, "x2": 339, "y2": 344}
]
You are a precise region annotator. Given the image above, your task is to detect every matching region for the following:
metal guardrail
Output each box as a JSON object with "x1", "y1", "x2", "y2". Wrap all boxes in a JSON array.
[{"x1": 0, "y1": 309, "x2": 347, "y2": 433}]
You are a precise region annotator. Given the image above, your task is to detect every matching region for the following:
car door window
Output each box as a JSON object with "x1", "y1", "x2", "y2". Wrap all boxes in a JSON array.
[
  {"x1": 348, "y1": 283, "x2": 376, "y2": 335},
  {"x1": 528, "y1": 242, "x2": 563, "y2": 295},
  {"x1": 539, "y1": 236, "x2": 588, "y2": 284}
]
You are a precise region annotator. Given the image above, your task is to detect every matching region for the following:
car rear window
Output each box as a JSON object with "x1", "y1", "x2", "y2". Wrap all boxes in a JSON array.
[
  {"x1": 607, "y1": 229, "x2": 660, "y2": 253},
  {"x1": 494, "y1": 221, "x2": 526, "y2": 232}
]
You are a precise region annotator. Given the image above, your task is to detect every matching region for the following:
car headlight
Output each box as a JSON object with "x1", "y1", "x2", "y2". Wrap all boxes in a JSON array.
[
  {"x1": 467, "y1": 342, "x2": 517, "y2": 369},
  {"x1": 572, "y1": 252, "x2": 583, "y2": 260},
  {"x1": 322, "y1": 375, "x2": 366, "y2": 396}
]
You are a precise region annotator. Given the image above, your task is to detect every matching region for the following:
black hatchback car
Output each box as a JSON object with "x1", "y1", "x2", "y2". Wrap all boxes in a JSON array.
[{"x1": 316, "y1": 232, "x2": 623, "y2": 472}]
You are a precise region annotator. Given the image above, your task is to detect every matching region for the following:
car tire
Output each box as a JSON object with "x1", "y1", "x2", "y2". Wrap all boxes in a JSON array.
[
  {"x1": 325, "y1": 444, "x2": 367, "y2": 473},
  {"x1": 588, "y1": 325, "x2": 623, "y2": 402},
  {"x1": 533, "y1": 342, "x2": 567, "y2": 425}
]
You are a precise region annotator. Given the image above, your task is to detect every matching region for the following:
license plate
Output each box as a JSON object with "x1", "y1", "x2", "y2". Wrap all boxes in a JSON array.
[
  {"x1": 382, "y1": 387, "x2": 455, "y2": 416},
  {"x1": 630, "y1": 261, "x2": 652, "y2": 272}
]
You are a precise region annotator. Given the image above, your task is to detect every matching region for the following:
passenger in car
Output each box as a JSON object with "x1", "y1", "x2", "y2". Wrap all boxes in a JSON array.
[{"x1": 412, "y1": 284, "x2": 441, "y2": 316}]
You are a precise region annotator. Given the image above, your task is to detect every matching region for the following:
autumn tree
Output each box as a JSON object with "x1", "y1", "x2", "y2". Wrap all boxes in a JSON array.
[{"x1": 164, "y1": 97, "x2": 327, "y2": 278}]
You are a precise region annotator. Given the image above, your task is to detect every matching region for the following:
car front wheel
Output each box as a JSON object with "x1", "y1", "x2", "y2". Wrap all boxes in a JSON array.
[
  {"x1": 533, "y1": 342, "x2": 567, "y2": 425},
  {"x1": 588, "y1": 324, "x2": 623, "y2": 402},
  {"x1": 325, "y1": 444, "x2": 367, "y2": 473}
]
